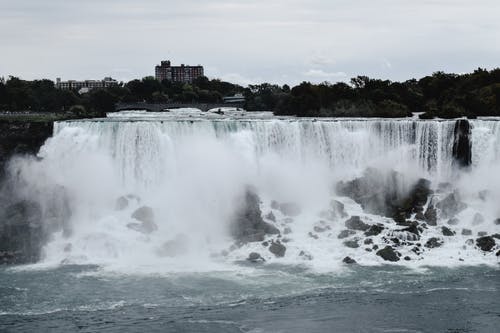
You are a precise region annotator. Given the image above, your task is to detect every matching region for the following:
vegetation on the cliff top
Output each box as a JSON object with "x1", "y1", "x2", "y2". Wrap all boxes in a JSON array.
[{"x1": 0, "y1": 68, "x2": 499, "y2": 118}]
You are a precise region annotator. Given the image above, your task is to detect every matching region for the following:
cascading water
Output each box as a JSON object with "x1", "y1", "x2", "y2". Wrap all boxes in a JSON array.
[{"x1": 5, "y1": 111, "x2": 500, "y2": 272}]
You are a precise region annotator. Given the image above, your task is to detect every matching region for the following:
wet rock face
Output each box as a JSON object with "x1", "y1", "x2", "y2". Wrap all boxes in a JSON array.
[
  {"x1": 364, "y1": 225, "x2": 384, "y2": 236},
  {"x1": 345, "y1": 216, "x2": 370, "y2": 231},
  {"x1": 441, "y1": 226, "x2": 455, "y2": 236},
  {"x1": 424, "y1": 206, "x2": 437, "y2": 226},
  {"x1": 128, "y1": 206, "x2": 158, "y2": 234},
  {"x1": 376, "y1": 246, "x2": 400, "y2": 262},
  {"x1": 0, "y1": 200, "x2": 44, "y2": 264},
  {"x1": 231, "y1": 188, "x2": 279, "y2": 243},
  {"x1": 425, "y1": 237, "x2": 443, "y2": 248},
  {"x1": 476, "y1": 236, "x2": 496, "y2": 252},
  {"x1": 436, "y1": 192, "x2": 467, "y2": 219},
  {"x1": 337, "y1": 169, "x2": 432, "y2": 222},
  {"x1": 269, "y1": 241, "x2": 286, "y2": 257},
  {"x1": 342, "y1": 256, "x2": 356, "y2": 264},
  {"x1": 452, "y1": 119, "x2": 472, "y2": 168},
  {"x1": 338, "y1": 229, "x2": 356, "y2": 239},
  {"x1": 247, "y1": 252, "x2": 265, "y2": 263}
]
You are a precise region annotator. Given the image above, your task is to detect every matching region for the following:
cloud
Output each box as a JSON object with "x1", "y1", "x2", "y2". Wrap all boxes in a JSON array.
[
  {"x1": 0, "y1": 0, "x2": 499, "y2": 85},
  {"x1": 303, "y1": 69, "x2": 347, "y2": 80}
]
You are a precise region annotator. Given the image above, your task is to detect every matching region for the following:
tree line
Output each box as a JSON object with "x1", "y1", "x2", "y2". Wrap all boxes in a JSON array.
[{"x1": 0, "y1": 68, "x2": 499, "y2": 118}]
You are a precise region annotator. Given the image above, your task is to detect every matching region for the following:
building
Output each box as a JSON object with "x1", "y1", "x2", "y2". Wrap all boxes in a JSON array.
[
  {"x1": 155, "y1": 60, "x2": 204, "y2": 83},
  {"x1": 55, "y1": 77, "x2": 118, "y2": 91}
]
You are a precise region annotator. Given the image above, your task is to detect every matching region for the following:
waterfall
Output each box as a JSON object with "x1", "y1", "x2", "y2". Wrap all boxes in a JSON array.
[{"x1": 4, "y1": 113, "x2": 500, "y2": 271}]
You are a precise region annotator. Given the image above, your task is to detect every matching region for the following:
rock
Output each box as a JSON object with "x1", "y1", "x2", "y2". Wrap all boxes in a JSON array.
[
  {"x1": 338, "y1": 229, "x2": 356, "y2": 239},
  {"x1": 261, "y1": 241, "x2": 269, "y2": 247},
  {"x1": 376, "y1": 246, "x2": 400, "y2": 262},
  {"x1": 115, "y1": 196, "x2": 128, "y2": 211},
  {"x1": 401, "y1": 221, "x2": 421, "y2": 236},
  {"x1": 265, "y1": 211, "x2": 276, "y2": 222},
  {"x1": 494, "y1": 218, "x2": 500, "y2": 225},
  {"x1": 330, "y1": 200, "x2": 348, "y2": 218},
  {"x1": 447, "y1": 218, "x2": 459, "y2": 225},
  {"x1": 476, "y1": 236, "x2": 495, "y2": 252},
  {"x1": 345, "y1": 216, "x2": 370, "y2": 231},
  {"x1": 308, "y1": 232, "x2": 319, "y2": 240},
  {"x1": 247, "y1": 252, "x2": 265, "y2": 263},
  {"x1": 337, "y1": 169, "x2": 432, "y2": 219},
  {"x1": 364, "y1": 238, "x2": 373, "y2": 245},
  {"x1": 452, "y1": 119, "x2": 472, "y2": 168},
  {"x1": 472, "y1": 213, "x2": 484, "y2": 225},
  {"x1": 284, "y1": 227, "x2": 292, "y2": 235},
  {"x1": 231, "y1": 188, "x2": 280, "y2": 243},
  {"x1": 343, "y1": 239, "x2": 359, "y2": 248},
  {"x1": 404, "y1": 256, "x2": 411, "y2": 261},
  {"x1": 157, "y1": 234, "x2": 189, "y2": 257},
  {"x1": 425, "y1": 237, "x2": 443, "y2": 248},
  {"x1": 492, "y1": 234, "x2": 500, "y2": 240},
  {"x1": 129, "y1": 206, "x2": 157, "y2": 234},
  {"x1": 364, "y1": 224, "x2": 384, "y2": 236},
  {"x1": 465, "y1": 239, "x2": 474, "y2": 246},
  {"x1": 477, "y1": 231, "x2": 487, "y2": 237},
  {"x1": 278, "y1": 202, "x2": 301, "y2": 217},
  {"x1": 424, "y1": 206, "x2": 437, "y2": 226},
  {"x1": 313, "y1": 225, "x2": 327, "y2": 233},
  {"x1": 299, "y1": 250, "x2": 313, "y2": 260},
  {"x1": 342, "y1": 256, "x2": 356, "y2": 264},
  {"x1": 372, "y1": 245, "x2": 379, "y2": 250},
  {"x1": 269, "y1": 241, "x2": 286, "y2": 257},
  {"x1": 461, "y1": 229, "x2": 472, "y2": 236},
  {"x1": 442, "y1": 226, "x2": 455, "y2": 236},
  {"x1": 415, "y1": 212, "x2": 425, "y2": 221},
  {"x1": 436, "y1": 192, "x2": 467, "y2": 218}
]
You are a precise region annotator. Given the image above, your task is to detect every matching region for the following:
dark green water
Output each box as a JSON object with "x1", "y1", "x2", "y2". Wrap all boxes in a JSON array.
[{"x1": 0, "y1": 264, "x2": 499, "y2": 332}]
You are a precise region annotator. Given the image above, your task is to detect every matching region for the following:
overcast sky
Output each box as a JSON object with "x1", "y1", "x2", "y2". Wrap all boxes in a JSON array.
[{"x1": 1, "y1": 0, "x2": 499, "y2": 86}]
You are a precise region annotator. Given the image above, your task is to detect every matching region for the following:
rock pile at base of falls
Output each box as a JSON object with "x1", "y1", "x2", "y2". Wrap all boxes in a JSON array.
[
  {"x1": 231, "y1": 187, "x2": 280, "y2": 243},
  {"x1": 337, "y1": 168, "x2": 433, "y2": 222}
]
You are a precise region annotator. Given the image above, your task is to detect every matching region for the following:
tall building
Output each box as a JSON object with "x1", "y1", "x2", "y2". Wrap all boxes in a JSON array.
[
  {"x1": 55, "y1": 77, "x2": 118, "y2": 91},
  {"x1": 155, "y1": 60, "x2": 204, "y2": 83}
]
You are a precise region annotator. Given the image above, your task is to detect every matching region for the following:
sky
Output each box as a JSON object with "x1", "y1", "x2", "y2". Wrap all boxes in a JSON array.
[{"x1": 0, "y1": 0, "x2": 499, "y2": 86}]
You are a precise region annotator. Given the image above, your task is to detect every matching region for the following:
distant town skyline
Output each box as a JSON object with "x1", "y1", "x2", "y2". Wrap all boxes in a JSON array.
[{"x1": 1, "y1": 0, "x2": 500, "y2": 86}]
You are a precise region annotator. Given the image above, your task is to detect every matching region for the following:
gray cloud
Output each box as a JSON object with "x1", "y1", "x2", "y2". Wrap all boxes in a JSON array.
[{"x1": 0, "y1": 0, "x2": 499, "y2": 86}]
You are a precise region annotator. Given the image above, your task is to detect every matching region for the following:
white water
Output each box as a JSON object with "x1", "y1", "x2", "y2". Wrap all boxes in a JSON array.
[{"x1": 6, "y1": 112, "x2": 500, "y2": 273}]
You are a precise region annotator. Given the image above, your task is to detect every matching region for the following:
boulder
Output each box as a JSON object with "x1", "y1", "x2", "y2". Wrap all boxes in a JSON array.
[
  {"x1": 231, "y1": 188, "x2": 280, "y2": 243},
  {"x1": 330, "y1": 200, "x2": 348, "y2": 218},
  {"x1": 364, "y1": 238, "x2": 373, "y2": 245},
  {"x1": 477, "y1": 231, "x2": 487, "y2": 237},
  {"x1": 115, "y1": 196, "x2": 128, "y2": 211},
  {"x1": 342, "y1": 256, "x2": 356, "y2": 264},
  {"x1": 269, "y1": 241, "x2": 286, "y2": 257},
  {"x1": 265, "y1": 211, "x2": 276, "y2": 222},
  {"x1": 461, "y1": 229, "x2": 472, "y2": 236},
  {"x1": 157, "y1": 234, "x2": 189, "y2": 257},
  {"x1": 424, "y1": 206, "x2": 437, "y2": 226},
  {"x1": 425, "y1": 237, "x2": 443, "y2": 248},
  {"x1": 476, "y1": 236, "x2": 496, "y2": 252},
  {"x1": 345, "y1": 216, "x2": 370, "y2": 231},
  {"x1": 278, "y1": 202, "x2": 301, "y2": 217},
  {"x1": 364, "y1": 224, "x2": 384, "y2": 236},
  {"x1": 441, "y1": 226, "x2": 455, "y2": 236},
  {"x1": 129, "y1": 206, "x2": 157, "y2": 234},
  {"x1": 131, "y1": 206, "x2": 155, "y2": 224},
  {"x1": 338, "y1": 229, "x2": 356, "y2": 239},
  {"x1": 343, "y1": 239, "x2": 359, "y2": 248},
  {"x1": 494, "y1": 218, "x2": 500, "y2": 225},
  {"x1": 376, "y1": 246, "x2": 400, "y2": 262},
  {"x1": 447, "y1": 218, "x2": 459, "y2": 225},
  {"x1": 436, "y1": 192, "x2": 467, "y2": 218},
  {"x1": 247, "y1": 252, "x2": 265, "y2": 263}
]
